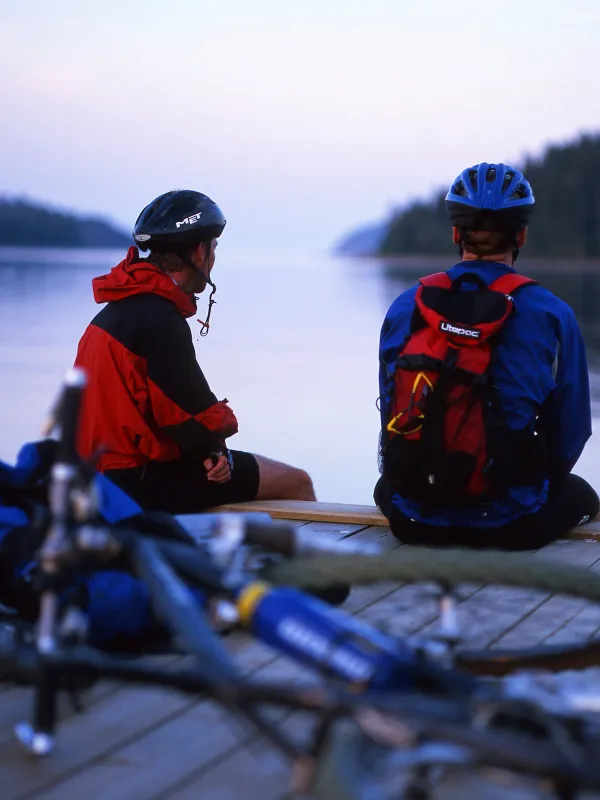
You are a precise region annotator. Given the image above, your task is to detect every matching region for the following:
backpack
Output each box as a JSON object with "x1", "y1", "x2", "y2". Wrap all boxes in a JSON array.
[{"x1": 380, "y1": 270, "x2": 547, "y2": 509}]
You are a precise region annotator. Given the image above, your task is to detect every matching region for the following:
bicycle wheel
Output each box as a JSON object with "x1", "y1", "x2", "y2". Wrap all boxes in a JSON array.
[
  {"x1": 455, "y1": 639, "x2": 600, "y2": 677},
  {"x1": 267, "y1": 547, "x2": 600, "y2": 602},
  {"x1": 266, "y1": 548, "x2": 600, "y2": 675}
]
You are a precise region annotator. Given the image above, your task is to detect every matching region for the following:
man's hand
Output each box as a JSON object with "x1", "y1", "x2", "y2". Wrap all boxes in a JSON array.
[{"x1": 204, "y1": 454, "x2": 232, "y2": 483}]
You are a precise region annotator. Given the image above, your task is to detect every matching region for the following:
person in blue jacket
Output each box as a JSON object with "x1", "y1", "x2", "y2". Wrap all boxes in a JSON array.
[{"x1": 375, "y1": 162, "x2": 599, "y2": 550}]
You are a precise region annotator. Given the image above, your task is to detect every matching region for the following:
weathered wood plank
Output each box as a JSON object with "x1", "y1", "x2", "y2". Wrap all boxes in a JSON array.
[
  {"x1": 494, "y1": 547, "x2": 600, "y2": 649},
  {"x1": 33, "y1": 651, "x2": 317, "y2": 800},
  {"x1": 147, "y1": 658, "x2": 317, "y2": 799},
  {"x1": 203, "y1": 501, "x2": 600, "y2": 539},
  {"x1": 0, "y1": 682, "x2": 120, "y2": 748},
  {"x1": 0, "y1": 686, "x2": 193, "y2": 800},
  {"x1": 415, "y1": 540, "x2": 600, "y2": 651},
  {"x1": 292, "y1": 520, "x2": 369, "y2": 537},
  {"x1": 0, "y1": 655, "x2": 181, "y2": 747},
  {"x1": 534, "y1": 538, "x2": 600, "y2": 566},
  {"x1": 166, "y1": 744, "x2": 290, "y2": 800},
  {"x1": 353, "y1": 538, "x2": 599, "y2": 649},
  {"x1": 0, "y1": 640, "x2": 280, "y2": 799},
  {"x1": 343, "y1": 524, "x2": 398, "y2": 548},
  {"x1": 32, "y1": 702, "x2": 245, "y2": 800},
  {"x1": 544, "y1": 603, "x2": 600, "y2": 646},
  {"x1": 204, "y1": 500, "x2": 389, "y2": 526}
]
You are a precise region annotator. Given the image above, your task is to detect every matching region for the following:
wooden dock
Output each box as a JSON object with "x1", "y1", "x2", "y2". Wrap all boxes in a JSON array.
[{"x1": 1, "y1": 503, "x2": 600, "y2": 799}]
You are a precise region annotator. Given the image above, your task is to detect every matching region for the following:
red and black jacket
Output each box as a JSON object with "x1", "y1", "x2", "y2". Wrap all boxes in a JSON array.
[{"x1": 74, "y1": 247, "x2": 238, "y2": 472}]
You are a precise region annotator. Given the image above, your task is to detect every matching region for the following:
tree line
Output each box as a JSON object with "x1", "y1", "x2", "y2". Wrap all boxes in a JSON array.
[
  {"x1": 0, "y1": 198, "x2": 130, "y2": 247},
  {"x1": 380, "y1": 133, "x2": 600, "y2": 258}
]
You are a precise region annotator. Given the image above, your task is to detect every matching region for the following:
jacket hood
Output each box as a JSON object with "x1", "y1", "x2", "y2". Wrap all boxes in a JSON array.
[{"x1": 92, "y1": 246, "x2": 197, "y2": 318}]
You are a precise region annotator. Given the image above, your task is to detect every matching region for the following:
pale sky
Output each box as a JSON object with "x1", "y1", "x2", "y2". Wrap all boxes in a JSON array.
[{"x1": 1, "y1": 0, "x2": 599, "y2": 251}]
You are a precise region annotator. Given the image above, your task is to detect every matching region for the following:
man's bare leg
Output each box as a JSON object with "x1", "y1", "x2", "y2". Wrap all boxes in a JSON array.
[{"x1": 253, "y1": 454, "x2": 316, "y2": 501}]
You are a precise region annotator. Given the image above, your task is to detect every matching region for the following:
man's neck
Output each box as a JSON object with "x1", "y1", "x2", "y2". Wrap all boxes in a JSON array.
[{"x1": 461, "y1": 252, "x2": 514, "y2": 267}]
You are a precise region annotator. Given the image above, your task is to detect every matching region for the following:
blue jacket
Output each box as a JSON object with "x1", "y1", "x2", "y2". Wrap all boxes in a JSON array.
[{"x1": 378, "y1": 260, "x2": 593, "y2": 528}]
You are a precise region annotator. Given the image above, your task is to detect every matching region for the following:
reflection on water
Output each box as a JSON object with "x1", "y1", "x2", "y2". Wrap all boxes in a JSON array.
[{"x1": 0, "y1": 248, "x2": 598, "y2": 502}]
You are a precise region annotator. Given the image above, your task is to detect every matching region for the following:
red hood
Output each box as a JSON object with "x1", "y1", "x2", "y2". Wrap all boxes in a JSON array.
[{"x1": 92, "y1": 246, "x2": 197, "y2": 318}]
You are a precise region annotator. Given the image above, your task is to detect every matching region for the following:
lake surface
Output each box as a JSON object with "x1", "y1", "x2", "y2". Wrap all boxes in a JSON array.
[{"x1": 0, "y1": 247, "x2": 598, "y2": 504}]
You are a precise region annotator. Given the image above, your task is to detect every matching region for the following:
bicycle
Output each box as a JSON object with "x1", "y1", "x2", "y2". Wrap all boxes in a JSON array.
[{"x1": 3, "y1": 369, "x2": 600, "y2": 799}]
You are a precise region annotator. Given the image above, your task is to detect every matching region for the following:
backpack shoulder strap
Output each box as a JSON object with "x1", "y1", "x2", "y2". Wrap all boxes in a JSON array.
[
  {"x1": 419, "y1": 272, "x2": 452, "y2": 289},
  {"x1": 488, "y1": 273, "x2": 538, "y2": 296}
]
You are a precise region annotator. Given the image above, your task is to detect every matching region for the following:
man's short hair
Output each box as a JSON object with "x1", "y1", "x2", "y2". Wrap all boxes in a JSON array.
[{"x1": 459, "y1": 228, "x2": 520, "y2": 257}]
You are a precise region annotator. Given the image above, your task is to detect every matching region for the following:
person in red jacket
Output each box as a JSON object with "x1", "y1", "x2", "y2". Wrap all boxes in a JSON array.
[{"x1": 74, "y1": 189, "x2": 315, "y2": 513}]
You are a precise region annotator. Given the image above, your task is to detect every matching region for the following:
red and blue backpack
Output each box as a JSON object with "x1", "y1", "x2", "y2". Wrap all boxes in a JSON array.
[{"x1": 381, "y1": 271, "x2": 547, "y2": 508}]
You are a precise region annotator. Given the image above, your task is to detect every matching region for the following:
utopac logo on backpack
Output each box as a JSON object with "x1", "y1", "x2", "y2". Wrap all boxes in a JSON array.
[
  {"x1": 382, "y1": 270, "x2": 540, "y2": 509},
  {"x1": 439, "y1": 321, "x2": 481, "y2": 339}
]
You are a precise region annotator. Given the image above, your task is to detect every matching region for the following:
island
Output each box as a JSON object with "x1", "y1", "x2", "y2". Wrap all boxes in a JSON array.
[{"x1": 0, "y1": 197, "x2": 131, "y2": 248}]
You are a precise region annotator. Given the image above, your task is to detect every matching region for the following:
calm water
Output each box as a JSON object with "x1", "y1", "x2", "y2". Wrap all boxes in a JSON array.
[{"x1": 0, "y1": 247, "x2": 598, "y2": 504}]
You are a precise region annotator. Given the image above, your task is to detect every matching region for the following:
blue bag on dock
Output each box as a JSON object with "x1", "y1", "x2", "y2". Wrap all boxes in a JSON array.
[{"x1": 0, "y1": 439, "x2": 181, "y2": 650}]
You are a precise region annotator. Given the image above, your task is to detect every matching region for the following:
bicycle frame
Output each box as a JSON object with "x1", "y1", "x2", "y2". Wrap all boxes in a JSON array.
[{"x1": 4, "y1": 369, "x2": 600, "y2": 800}]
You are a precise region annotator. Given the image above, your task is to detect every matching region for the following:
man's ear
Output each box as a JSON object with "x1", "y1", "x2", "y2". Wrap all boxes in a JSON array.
[
  {"x1": 452, "y1": 227, "x2": 461, "y2": 245},
  {"x1": 516, "y1": 228, "x2": 528, "y2": 248},
  {"x1": 191, "y1": 240, "x2": 207, "y2": 264}
]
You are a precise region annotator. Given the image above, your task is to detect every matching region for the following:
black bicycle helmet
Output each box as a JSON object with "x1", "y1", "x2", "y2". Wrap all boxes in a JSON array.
[
  {"x1": 445, "y1": 163, "x2": 535, "y2": 233},
  {"x1": 133, "y1": 190, "x2": 226, "y2": 252}
]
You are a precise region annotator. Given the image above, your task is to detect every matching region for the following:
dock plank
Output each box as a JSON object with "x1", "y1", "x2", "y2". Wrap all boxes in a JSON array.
[
  {"x1": 36, "y1": 651, "x2": 318, "y2": 800},
  {"x1": 494, "y1": 550, "x2": 600, "y2": 649},
  {"x1": 205, "y1": 500, "x2": 389, "y2": 526},
  {"x1": 0, "y1": 685, "x2": 192, "y2": 800},
  {"x1": 204, "y1": 501, "x2": 600, "y2": 539},
  {"x1": 166, "y1": 745, "x2": 290, "y2": 800},
  {"x1": 0, "y1": 638, "x2": 283, "y2": 800},
  {"x1": 416, "y1": 539, "x2": 600, "y2": 651},
  {"x1": 31, "y1": 702, "x2": 244, "y2": 800}
]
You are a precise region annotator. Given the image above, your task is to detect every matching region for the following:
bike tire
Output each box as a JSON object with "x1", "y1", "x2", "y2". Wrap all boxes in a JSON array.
[
  {"x1": 266, "y1": 547, "x2": 600, "y2": 602},
  {"x1": 455, "y1": 639, "x2": 600, "y2": 676},
  {"x1": 266, "y1": 547, "x2": 600, "y2": 675}
]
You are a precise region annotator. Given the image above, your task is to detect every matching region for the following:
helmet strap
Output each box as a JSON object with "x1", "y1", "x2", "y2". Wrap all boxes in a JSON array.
[
  {"x1": 197, "y1": 282, "x2": 217, "y2": 337},
  {"x1": 179, "y1": 247, "x2": 218, "y2": 337}
]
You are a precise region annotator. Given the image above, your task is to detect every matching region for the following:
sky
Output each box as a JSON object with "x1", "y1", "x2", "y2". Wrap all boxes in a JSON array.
[{"x1": 1, "y1": 0, "x2": 600, "y2": 252}]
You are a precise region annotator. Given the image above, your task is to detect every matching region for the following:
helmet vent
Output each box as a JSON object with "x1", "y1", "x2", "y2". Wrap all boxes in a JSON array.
[
  {"x1": 452, "y1": 180, "x2": 467, "y2": 197},
  {"x1": 511, "y1": 183, "x2": 528, "y2": 199},
  {"x1": 486, "y1": 166, "x2": 497, "y2": 182},
  {"x1": 468, "y1": 169, "x2": 478, "y2": 190},
  {"x1": 502, "y1": 171, "x2": 515, "y2": 191}
]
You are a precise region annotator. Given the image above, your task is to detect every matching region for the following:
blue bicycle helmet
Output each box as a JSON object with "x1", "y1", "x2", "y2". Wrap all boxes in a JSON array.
[{"x1": 445, "y1": 163, "x2": 534, "y2": 232}]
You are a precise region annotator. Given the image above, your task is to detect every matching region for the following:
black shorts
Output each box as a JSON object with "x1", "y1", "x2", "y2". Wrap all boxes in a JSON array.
[
  {"x1": 374, "y1": 473, "x2": 600, "y2": 551},
  {"x1": 105, "y1": 450, "x2": 260, "y2": 515}
]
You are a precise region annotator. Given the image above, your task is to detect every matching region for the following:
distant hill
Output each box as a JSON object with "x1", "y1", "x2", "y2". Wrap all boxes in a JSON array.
[
  {"x1": 336, "y1": 132, "x2": 600, "y2": 259},
  {"x1": 333, "y1": 221, "x2": 388, "y2": 256},
  {"x1": 0, "y1": 197, "x2": 131, "y2": 247}
]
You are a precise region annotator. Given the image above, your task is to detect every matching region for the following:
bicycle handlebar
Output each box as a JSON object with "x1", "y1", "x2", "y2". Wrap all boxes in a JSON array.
[
  {"x1": 54, "y1": 368, "x2": 86, "y2": 466},
  {"x1": 188, "y1": 514, "x2": 382, "y2": 559}
]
